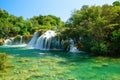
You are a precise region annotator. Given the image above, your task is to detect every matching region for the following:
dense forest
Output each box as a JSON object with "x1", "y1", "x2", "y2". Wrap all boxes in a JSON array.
[
  {"x1": 60, "y1": 1, "x2": 120, "y2": 56},
  {"x1": 0, "y1": 11, "x2": 63, "y2": 37},
  {"x1": 0, "y1": 1, "x2": 120, "y2": 56}
]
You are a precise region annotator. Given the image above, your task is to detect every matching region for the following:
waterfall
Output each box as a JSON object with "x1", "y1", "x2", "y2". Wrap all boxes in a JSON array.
[
  {"x1": 20, "y1": 36, "x2": 23, "y2": 44},
  {"x1": 69, "y1": 39, "x2": 80, "y2": 53},
  {"x1": 4, "y1": 36, "x2": 26, "y2": 47},
  {"x1": 27, "y1": 30, "x2": 57, "y2": 50},
  {"x1": 35, "y1": 35, "x2": 45, "y2": 49},
  {"x1": 27, "y1": 31, "x2": 39, "y2": 47},
  {"x1": 35, "y1": 30, "x2": 56, "y2": 50},
  {"x1": 28, "y1": 30, "x2": 80, "y2": 51},
  {"x1": 4, "y1": 39, "x2": 12, "y2": 45}
]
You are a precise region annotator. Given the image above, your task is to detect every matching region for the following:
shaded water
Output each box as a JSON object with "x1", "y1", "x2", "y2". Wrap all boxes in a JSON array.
[{"x1": 0, "y1": 46, "x2": 120, "y2": 80}]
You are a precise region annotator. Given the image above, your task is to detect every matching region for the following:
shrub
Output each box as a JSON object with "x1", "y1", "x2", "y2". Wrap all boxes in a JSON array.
[
  {"x1": 0, "y1": 38, "x2": 4, "y2": 45},
  {"x1": 0, "y1": 53, "x2": 9, "y2": 70}
]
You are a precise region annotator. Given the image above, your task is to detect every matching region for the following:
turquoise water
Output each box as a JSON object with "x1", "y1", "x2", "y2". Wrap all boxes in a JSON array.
[{"x1": 0, "y1": 46, "x2": 120, "y2": 80}]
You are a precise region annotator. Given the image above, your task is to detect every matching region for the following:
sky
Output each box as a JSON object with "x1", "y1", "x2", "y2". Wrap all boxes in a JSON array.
[{"x1": 0, "y1": 0, "x2": 117, "y2": 22}]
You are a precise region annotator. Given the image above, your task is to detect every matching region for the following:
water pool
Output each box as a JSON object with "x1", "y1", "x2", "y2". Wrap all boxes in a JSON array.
[{"x1": 0, "y1": 46, "x2": 120, "y2": 80}]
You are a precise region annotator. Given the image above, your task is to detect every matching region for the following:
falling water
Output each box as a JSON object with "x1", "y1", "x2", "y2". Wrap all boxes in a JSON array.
[
  {"x1": 27, "y1": 30, "x2": 57, "y2": 50},
  {"x1": 4, "y1": 36, "x2": 26, "y2": 47},
  {"x1": 4, "y1": 39, "x2": 12, "y2": 45},
  {"x1": 20, "y1": 36, "x2": 23, "y2": 44},
  {"x1": 69, "y1": 39, "x2": 80, "y2": 53},
  {"x1": 27, "y1": 32, "x2": 39, "y2": 47},
  {"x1": 27, "y1": 30, "x2": 80, "y2": 51},
  {"x1": 35, "y1": 30, "x2": 56, "y2": 50}
]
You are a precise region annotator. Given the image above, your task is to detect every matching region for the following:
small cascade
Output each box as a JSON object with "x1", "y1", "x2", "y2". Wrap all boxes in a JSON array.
[
  {"x1": 27, "y1": 32, "x2": 39, "y2": 47},
  {"x1": 27, "y1": 30, "x2": 60, "y2": 50},
  {"x1": 69, "y1": 39, "x2": 80, "y2": 53},
  {"x1": 20, "y1": 36, "x2": 23, "y2": 44},
  {"x1": 4, "y1": 36, "x2": 26, "y2": 47},
  {"x1": 34, "y1": 30, "x2": 56, "y2": 50},
  {"x1": 28, "y1": 30, "x2": 80, "y2": 51},
  {"x1": 4, "y1": 39, "x2": 12, "y2": 45}
]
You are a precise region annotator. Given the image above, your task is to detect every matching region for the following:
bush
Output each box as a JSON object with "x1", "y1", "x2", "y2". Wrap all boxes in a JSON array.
[
  {"x1": 22, "y1": 35, "x2": 32, "y2": 43},
  {"x1": 0, "y1": 53, "x2": 9, "y2": 70},
  {"x1": 0, "y1": 38, "x2": 4, "y2": 45}
]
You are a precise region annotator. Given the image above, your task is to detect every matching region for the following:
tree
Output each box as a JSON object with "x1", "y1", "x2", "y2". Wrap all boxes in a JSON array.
[
  {"x1": 62, "y1": 1, "x2": 120, "y2": 56},
  {"x1": 113, "y1": 1, "x2": 120, "y2": 6}
]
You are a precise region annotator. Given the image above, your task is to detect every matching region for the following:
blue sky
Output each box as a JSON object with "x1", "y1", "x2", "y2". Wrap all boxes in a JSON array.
[{"x1": 0, "y1": 0, "x2": 116, "y2": 21}]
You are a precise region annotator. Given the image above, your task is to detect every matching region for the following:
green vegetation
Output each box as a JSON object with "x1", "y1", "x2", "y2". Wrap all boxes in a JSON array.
[
  {"x1": 0, "y1": 9, "x2": 63, "y2": 38},
  {"x1": 0, "y1": 53, "x2": 11, "y2": 70},
  {"x1": 0, "y1": 1, "x2": 119, "y2": 79},
  {"x1": 0, "y1": 38, "x2": 4, "y2": 45},
  {"x1": 61, "y1": 1, "x2": 120, "y2": 56}
]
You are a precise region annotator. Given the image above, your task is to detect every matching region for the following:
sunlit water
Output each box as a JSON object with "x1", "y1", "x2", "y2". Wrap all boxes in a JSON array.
[{"x1": 0, "y1": 46, "x2": 120, "y2": 80}]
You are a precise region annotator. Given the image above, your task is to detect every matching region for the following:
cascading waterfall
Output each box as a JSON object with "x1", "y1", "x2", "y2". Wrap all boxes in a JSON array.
[
  {"x1": 20, "y1": 36, "x2": 23, "y2": 44},
  {"x1": 69, "y1": 39, "x2": 80, "y2": 53},
  {"x1": 35, "y1": 30, "x2": 56, "y2": 50},
  {"x1": 4, "y1": 30, "x2": 81, "y2": 52},
  {"x1": 27, "y1": 30, "x2": 80, "y2": 52},
  {"x1": 4, "y1": 36, "x2": 26, "y2": 46},
  {"x1": 27, "y1": 31, "x2": 39, "y2": 47},
  {"x1": 4, "y1": 39, "x2": 12, "y2": 45},
  {"x1": 27, "y1": 30, "x2": 57, "y2": 50}
]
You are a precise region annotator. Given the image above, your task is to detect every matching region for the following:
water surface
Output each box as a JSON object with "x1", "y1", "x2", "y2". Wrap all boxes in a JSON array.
[{"x1": 0, "y1": 46, "x2": 120, "y2": 80}]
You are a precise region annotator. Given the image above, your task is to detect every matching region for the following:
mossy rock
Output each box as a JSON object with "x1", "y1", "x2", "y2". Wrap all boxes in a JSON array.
[
  {"x1": 28, "y1": 67, "x2": 39, "y2": 72},
  {"x1": 68, "y1": 78, "x2": 76, "y2": 80},
  {"x1": 101, "y1": 63, "x2": 109, "y2": 66},
  {"x1": 17, "y1": 58, "x2": 30, "y2": 63},
  {"x1": 30, "y1": 73, "x2": 45, "y2": 78},
  {"x1": 91, "y1": 64, "x2": 103, "y2": 68},
  {"x1": 22, "y1": 35, "x2": 33, "y2": 43}
]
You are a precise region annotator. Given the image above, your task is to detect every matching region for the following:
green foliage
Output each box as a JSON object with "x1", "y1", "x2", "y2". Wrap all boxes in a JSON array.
[
  {"x1": 22, "y1": 35, "x2": 32, "y2": 43},
  {"x1": 0, "y1": 53, "x2": 9, "y2": 70},
  {"x1": 0, "y1": 8, "x2": 63, "y2": 38},
  {"x1": 61, "y1": 1, "x2": 120, "y2": 56},
  {"x1": 28, "y1": 15, "x2": 63, "y2": 31},
  {"x1": 0, "y1": 38, "x2": 4, "y2": 45},
  {"x1": 0, "y1": 1, "x2": 119, "y2": 56},
  {"x1": 113, "y1": 1, "x2": 120, "y2": 6}
]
